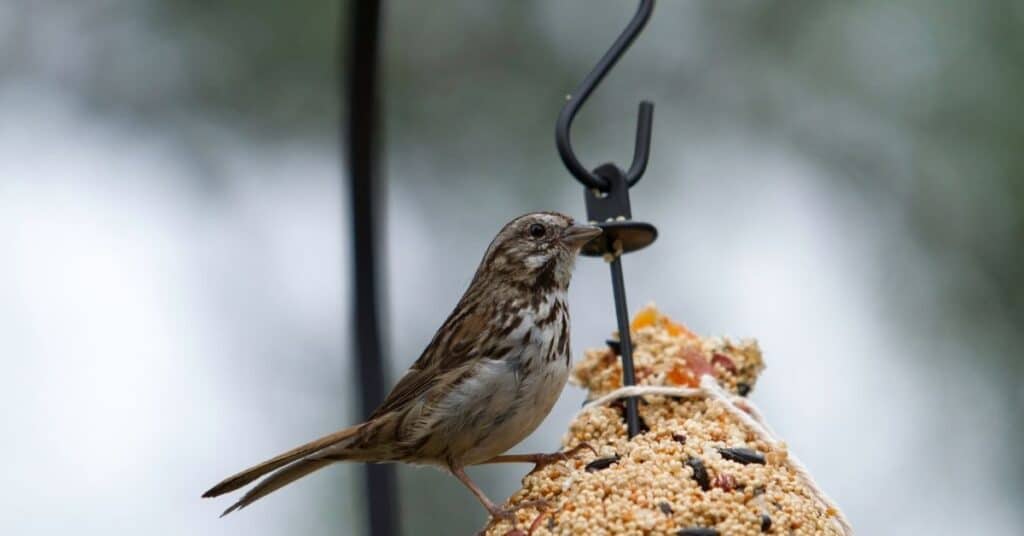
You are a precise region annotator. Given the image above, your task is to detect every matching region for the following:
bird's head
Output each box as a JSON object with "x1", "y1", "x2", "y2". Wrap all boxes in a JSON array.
[{"x1": 477, "y1": 212, "x2": 602, "y2": 291}]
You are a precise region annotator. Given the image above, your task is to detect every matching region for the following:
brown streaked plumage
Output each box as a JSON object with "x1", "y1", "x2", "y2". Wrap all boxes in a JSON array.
[{"x1": 203, "y1": 212, "x2": 602, "y2": 520}]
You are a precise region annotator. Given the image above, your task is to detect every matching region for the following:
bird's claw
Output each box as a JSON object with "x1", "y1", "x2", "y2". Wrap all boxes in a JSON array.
[
  {"x1": 489, "y1": 498, "x2": 550, "y2": 520},
  {"x1": 527, "y1": 442, "x2": 597, "y2": 475}
]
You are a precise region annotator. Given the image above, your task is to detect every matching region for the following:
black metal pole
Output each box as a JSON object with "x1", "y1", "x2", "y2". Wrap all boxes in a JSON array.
[
  {"x1": 608, "y1": 257, "x2": 640, "y2": 437},
  {"x1": 344, "y1": 1, "x2": 399, "y2": 535}
]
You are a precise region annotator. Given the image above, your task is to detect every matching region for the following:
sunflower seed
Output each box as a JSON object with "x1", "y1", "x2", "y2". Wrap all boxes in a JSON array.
[
  {"x1": 585, "y1": 455, "x2": 620, "y2": 472},
  {"x1": 760, "y1": 514, "x2": 772, "y2": 532},
  {"x1": 676, "y1": 529, "x2": 719, "y2": 536},
  {"x1": 686, "y1": 457, "x2": 710, "y2": 491},
  {"x1": 659, "y1": 501, "x2": 674, "y2": 515},
  {"x1": 718, "y1": 447, "x2": 766, "y2": 465}
]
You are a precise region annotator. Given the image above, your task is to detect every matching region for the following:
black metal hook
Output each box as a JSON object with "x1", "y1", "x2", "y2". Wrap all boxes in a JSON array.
[
  {"x1": 555, "y1": 1, "x2": 659, "y2": 441},
  {"x1": 555, "y1": 0, "x2": 655, "y2": 191}
]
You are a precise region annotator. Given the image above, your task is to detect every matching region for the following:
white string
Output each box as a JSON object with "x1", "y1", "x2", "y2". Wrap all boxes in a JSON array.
[
  {"x1": 576, "y1": 376, "x2": 854, "y2": 536},
  {"x1": 580, "y1": 384, "x2": 706, "y2": 410}
]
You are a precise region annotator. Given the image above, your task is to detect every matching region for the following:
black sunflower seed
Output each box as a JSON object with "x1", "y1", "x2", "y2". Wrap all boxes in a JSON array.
[
  {"x1": 637, "y1": 414, "x2": 650, "y2": 435},
  {"x1": 659, "y1": 501, "x2": 673, "y2": 515},
  {"x1": 737, "y1": 382, "x2": 751, "y2": 396},
  {"x1": 686, "y1": 457, "x2": 710, "y2": 491},
  {"x1": 585, "y1": 455, "x2": 620, "y2": 472},
  {"x1": 760, "y1": 514, "x2": 772, "y2": 532},
  {"x1": 677, "y1": 529, "x2": 719, "y2": 536},
  {"x1": 718, "y1": 447, "x2": 766, "y2": 465},
  {"x1": 606, "y1": 339, "x2": 621, "y2": 353},
  {"x1": 672, "y1": 433, "x2": 687, "y2": 444}
]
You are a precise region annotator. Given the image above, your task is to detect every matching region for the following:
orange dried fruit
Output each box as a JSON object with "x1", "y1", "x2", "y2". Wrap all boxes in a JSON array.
[
  {"x1": 630, "y1": 306, "x2": 659, "y2": 331},
  {"x1": 665, "y1": 319, "x2": 697, "y2": 339},
  {"x1": 667, "y1": 366, "x2": 698, "y2": 387}
]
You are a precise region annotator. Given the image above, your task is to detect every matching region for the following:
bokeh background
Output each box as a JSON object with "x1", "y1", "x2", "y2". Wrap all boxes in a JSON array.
[{"x1": 2, "y1": 1, "x2": 1021, "y2": 534}]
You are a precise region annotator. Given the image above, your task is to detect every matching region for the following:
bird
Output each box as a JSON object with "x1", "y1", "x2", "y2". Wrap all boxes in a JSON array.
[{"x1": 203, "y1": 211, "x2": 603, "y2": 521}]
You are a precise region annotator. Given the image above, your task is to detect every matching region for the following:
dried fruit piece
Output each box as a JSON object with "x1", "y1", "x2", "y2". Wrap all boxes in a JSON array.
[
  {"x1": 760, "y1": 514, "x2": 772, "y2": 532},
  {"x1": 681, "y1": 349, "x2": 714, "y2": 378},
  {"x1": 659, "y1": 501, "x2": 674, "y2": 515},
  {"x1": 585, "y1": 455, "x2": 621, "y2": 472},
  {"x1": 667, "y1": 365, "x2": 698, "y2": 387},
  {"x1": 676, "y1": 529, "x2": 719, "y2": 536},
  {"x1": 710, "y1": 353, "x2": 737, "y2": 374},
  {"x1": 630, "y1": 307, "x2": 658, "y2": 331},
  {"x1": 713, "y1": 473, "x2": 738, "y2": 492},
  {"x1": 686, "y1": 457, "x2": 711, "y2": 491},
  {"x1": 737, "y1": 382, "x2": 752, "y2": 396},
  {"x1": 665, "y1": 319, "x2": 697, "y2": 339},
  {"x1": 718, "y1": 447, "x2": 766, "y2": 465}
]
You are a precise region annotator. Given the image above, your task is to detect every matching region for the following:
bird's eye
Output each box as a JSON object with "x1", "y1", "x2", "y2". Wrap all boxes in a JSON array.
[{"x1": 528, "y1": 223, "x2": 546, "y2": 239}]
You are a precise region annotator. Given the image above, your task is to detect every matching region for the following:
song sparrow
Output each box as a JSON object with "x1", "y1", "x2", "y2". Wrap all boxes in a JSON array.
[{"x1": 203, "y1": 212, "x2": 602, "y2": 520}]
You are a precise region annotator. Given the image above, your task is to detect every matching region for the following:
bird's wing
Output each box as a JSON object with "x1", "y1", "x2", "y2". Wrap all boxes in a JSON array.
[
  {"x1": 368, "y1": 365, "x2": 437, "y2": 419},
  {"x1": 369, "y1": 301, "x2": 492, "y2": 419}
]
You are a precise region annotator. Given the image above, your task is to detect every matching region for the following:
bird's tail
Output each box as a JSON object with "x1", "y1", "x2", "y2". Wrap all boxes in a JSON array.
[{"x1": 202, "y1": 424, "x2": 363, "y2": 516}]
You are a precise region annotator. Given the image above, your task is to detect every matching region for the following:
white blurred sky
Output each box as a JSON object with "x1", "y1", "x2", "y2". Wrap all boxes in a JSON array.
[{"x1": 1, "y1": 80, "x2": 1018, "y2": 535}]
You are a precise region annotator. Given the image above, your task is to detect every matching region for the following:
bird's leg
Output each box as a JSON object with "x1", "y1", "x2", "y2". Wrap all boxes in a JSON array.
[
  {"x1": 475, "y1": 442, "x2": 597, "y2": 474},
  {"x1": 450, "y1": 465, "x2": 513, "y2": 520},
  {"x1": 450, "y1": 466, "x2": 549, "y2": 523}
]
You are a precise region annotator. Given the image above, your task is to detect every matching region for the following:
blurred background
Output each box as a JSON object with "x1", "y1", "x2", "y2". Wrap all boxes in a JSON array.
[{"x1": 2, "y1": 1, "x2": 1021, "y2": 534}]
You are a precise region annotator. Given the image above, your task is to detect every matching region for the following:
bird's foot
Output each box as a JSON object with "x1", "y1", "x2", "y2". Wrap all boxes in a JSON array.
[
  {"x1": 521, "y1": 503, "x2": 559, "y2": 535},
  {"x1": 476, "y1": 500, "x2": 551, "y2": 536},
  {"x1": 526, "y1": 442, "x2": 597, "y2": 475},
  {"x1": 488, "y1": 499, "x2": 550, "y2": 521}
]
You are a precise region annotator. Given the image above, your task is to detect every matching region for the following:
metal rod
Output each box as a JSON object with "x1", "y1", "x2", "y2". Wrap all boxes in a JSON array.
[
  {"x1": 555, "y1": 0, "x2": 656, "y2": 191},
  {"x1": 608, "y1": 256, "x2": 640, "y2": 437},
  {"x1": 345, "y1": 1, "x2": 399, "y2": 534}
]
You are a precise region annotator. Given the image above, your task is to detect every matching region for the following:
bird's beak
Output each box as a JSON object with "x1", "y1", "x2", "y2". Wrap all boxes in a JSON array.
[{"x1": 561, "y1": 223, "x2": 603, "y2": 248}]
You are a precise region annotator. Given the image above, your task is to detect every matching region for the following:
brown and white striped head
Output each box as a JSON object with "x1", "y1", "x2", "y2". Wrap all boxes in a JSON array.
[{"x1": 474, "y1": 212, "x2": 601, "y2": 292}]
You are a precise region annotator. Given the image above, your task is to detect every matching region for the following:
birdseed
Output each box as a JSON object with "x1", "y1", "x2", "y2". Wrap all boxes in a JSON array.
[{"x1": 482, "y1": 305, "x2": 843, "y2": 536}]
